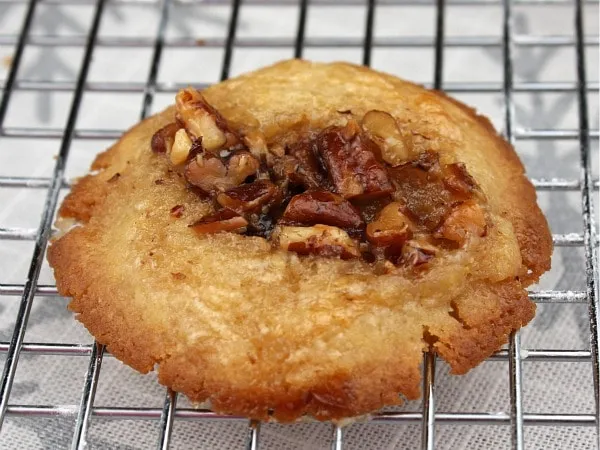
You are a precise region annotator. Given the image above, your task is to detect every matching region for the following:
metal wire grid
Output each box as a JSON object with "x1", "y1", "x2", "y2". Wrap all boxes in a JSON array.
[{"x1": 0, "y1": 0, "x2": 597, "y2": 449}]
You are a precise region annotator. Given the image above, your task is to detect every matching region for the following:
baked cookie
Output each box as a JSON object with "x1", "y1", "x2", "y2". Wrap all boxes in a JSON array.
[{"x1": 48, "y1": 60, "x2": 552, "y2": 422}]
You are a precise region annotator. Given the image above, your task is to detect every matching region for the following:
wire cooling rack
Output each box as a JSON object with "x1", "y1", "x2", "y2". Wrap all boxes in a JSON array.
[{"x1": 0, "y1": 0, "x2": 598, "y2": 449}]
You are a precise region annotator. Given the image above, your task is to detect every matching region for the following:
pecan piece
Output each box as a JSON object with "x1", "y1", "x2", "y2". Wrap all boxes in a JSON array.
[
  {"x1": 401, "y1": 239, "x2": 437, "y2": 267},
  {"x1": 281, "y1": 191, "x2": 364, "y2": 231},
  {"x1": 316, "y1": 127, "x2": 394, "y2": 200},
  {"x1": 390, "y1": 158, "x2": 453, "y2": 231},
  {"x1": 217, "y1": 180, "x2": 279, "y2": 213},
  {"x1": 189, "y1": 209, "x2": 248, "y2": 234},
  {"x1": 151, "y1": 122, "x2": 180, "y2": 154},
  {"x1": 175, "y1": 88, "x2": 238, "y2": 152},
  {"x1": 366, "y1": 202, "x2": 413, "y2": 247},
  {"x1": 361, "y1": 110, "x2": 410, "y2": 166},
  {"x1": 435, "y1": 201, "x2": 486, "y2": 246},
  {"x1": 185, "y1": 152, "x2": 259, "y2": 193},
  {"x1": 275, "y1": 225, "x2": 360, "y2": 260},
  {"x1": 185, "y1": 156, "x2": 231, "y2": 192},
  {"x1": 170, "y1": 128, "x2": 193, "y2": 165},
  {"x1": 227, "y1": 151, "x2": 261, "y2": 184},
  {"x1": 287, "y1": 141, "x2": 328, "y2": 189},
  {"x1": 443, "y1": 162, "x2": 478, "y2": 199},
  {"x1": 244, "y1": 129, "x2": 268, "y2": 160}
]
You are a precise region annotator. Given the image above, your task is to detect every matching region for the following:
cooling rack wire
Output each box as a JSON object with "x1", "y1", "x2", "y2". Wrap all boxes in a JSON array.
[{"x1": 0, "y1": 0, "x2": 598, "y2": 449}]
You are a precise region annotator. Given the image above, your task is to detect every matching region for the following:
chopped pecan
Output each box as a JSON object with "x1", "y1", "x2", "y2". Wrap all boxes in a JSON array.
[
  {"x1": 401, "y1": 239, "x2": 437, "y2": 266},
  {"x1": 361, "y1": 110, "x2": 410, "y2": 166},
  {"x1": 366, "y1": 202, "x2": 413, "y2": 247},
  {"x1": 316, "y1": 127, "x2": 394, "y2": 199},
  {"x1": 170, "y1": 129, "x2": 193, "y2": 165},
  {"x1": 390, "y1": 157, "x2": 452, "y2": 231},
  {"x1": 281, "y1": 191, "x2": 364, "y2": 230},
  {"x1": 272, "y1": 155, "x2": 300, "y2": 183},
  {"x1": 175, "y1": 88, "x2": 238, "y2": 152},
  {"x1": 217, "y1": 180, "x2": 279, "y2": 213},
  {"x1": 286, "y1": 141, "x2": 328, "y2": 189},
  {"x1": 151, "y1": 122, "x2": 180, "y2": 154},
  {"x1": 227, "y1": 151, "x2": 261, "y2": 184},
  {"x1": 185, "y1": 152, "x2": 259, "y2": 193},
  {"x1": 435, "y1": 201, "x2": 486, "y2": 246},
  {"x1": 412, "y1": 150, "x2": 442, "y2": 174},
  {"x1": 244, "y1": 129, "x2": 268, "y2": 160},
  {"x1": 275, "y1": 225, "x2": 360, "y2": 260},
  {"x1": 185, "y1": 156, "x2": 230, "y2": 192},
  {"x1": 443, "y1": 162, "x2": 478, "y2": 199},
  {"x1": 189, "y1": 209, "x2": 248, "y2": 234}
]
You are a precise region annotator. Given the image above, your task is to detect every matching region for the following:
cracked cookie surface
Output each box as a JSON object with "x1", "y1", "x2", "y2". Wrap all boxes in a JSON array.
[{"x1": 47, "y1": 60, "x2": 552, "y2": 422}]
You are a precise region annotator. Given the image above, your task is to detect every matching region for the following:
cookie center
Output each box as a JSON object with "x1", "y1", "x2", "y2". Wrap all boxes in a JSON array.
[{"x1": 151, "y1": 88, "x2": 487, "y2": 272}]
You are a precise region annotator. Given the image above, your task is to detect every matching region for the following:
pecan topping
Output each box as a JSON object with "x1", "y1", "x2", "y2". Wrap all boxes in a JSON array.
[
  {"x1": 152, "y1": 90, "x2": 489, "y2": 269},
  {"x1": 189, "y1": 209, "x2": 248, "y2": 234},
  {"x1": 217, "y1": 180, "x2": 279, "y2": 213},
  {"x1": 435, "y1": 201, "x2": 486, "y2": 246},
  {"x1": 366, "y1": 202, "x2": 413, "y2": 247},
  {"x1": 244, "y1": 129, "x2": 268, "y2": 160},
  {"x1": 361, "y1": 110, "x2": 410, "y2": 166},
  {"x1": 316, "y1": 126, "x2": 394, "y2": 200},
  {"x1": 443, "y1": 163, "x2": 477, "y2": 199},
  {"x1": 151, "y1": 122, "x2": 180, "y2": 154},
  {"x1": 391, "y1": 152, "x2": 453, "y2": 231},
  {"x1": 287, "y1": 141, "x2": 329, "y2": 189},
  {"x1": 275, "y1": 225, "x2": 360, "y2": 260},
  {"x1": 185, "y1": 152, "x2": 259, "y2": 193},
  {"x1": 281, "y1": 191, "x2": 364, "y2": 231},
  {"x1": 402, "y1": 239, "x2": 437, "y2": 266},
  {"x1": 175, "y1": 88, "x2": 238, "y2": 153},
  {"x1": 170, "y1": 128, "x2": 193, "y2": 165}
]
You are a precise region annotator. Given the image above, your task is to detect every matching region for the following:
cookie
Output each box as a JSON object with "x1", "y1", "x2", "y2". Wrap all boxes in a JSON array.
[{"x1": 48, "y1": 60, "x2": 552, "y2": 422}]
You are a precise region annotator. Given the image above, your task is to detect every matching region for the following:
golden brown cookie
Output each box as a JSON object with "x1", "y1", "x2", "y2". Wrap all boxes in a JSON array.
[{"x1": 48, "y1": 60, "x2": 552, "y2": 422}]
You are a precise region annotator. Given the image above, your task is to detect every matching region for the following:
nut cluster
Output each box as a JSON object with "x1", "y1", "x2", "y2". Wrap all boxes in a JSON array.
[{"x1": 151, "y1": 88, "x2": 487, "y2": 271}]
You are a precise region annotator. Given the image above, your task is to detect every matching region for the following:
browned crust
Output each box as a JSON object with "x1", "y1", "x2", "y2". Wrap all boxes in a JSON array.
[
  {"x1": 158, "y1": 351, "x2": 421, "y2": 422},
  {"x1": 47, "y1": 60, "x2": 552, "y2": 422},
  {"x1": 427, "y1": 280, "x2": 536, "y2": 373}
]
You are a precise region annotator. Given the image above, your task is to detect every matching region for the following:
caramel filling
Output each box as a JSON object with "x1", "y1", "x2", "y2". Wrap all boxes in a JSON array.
[{"x1": 151, "y1": 88, "x2": 487, "y2": 271}]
